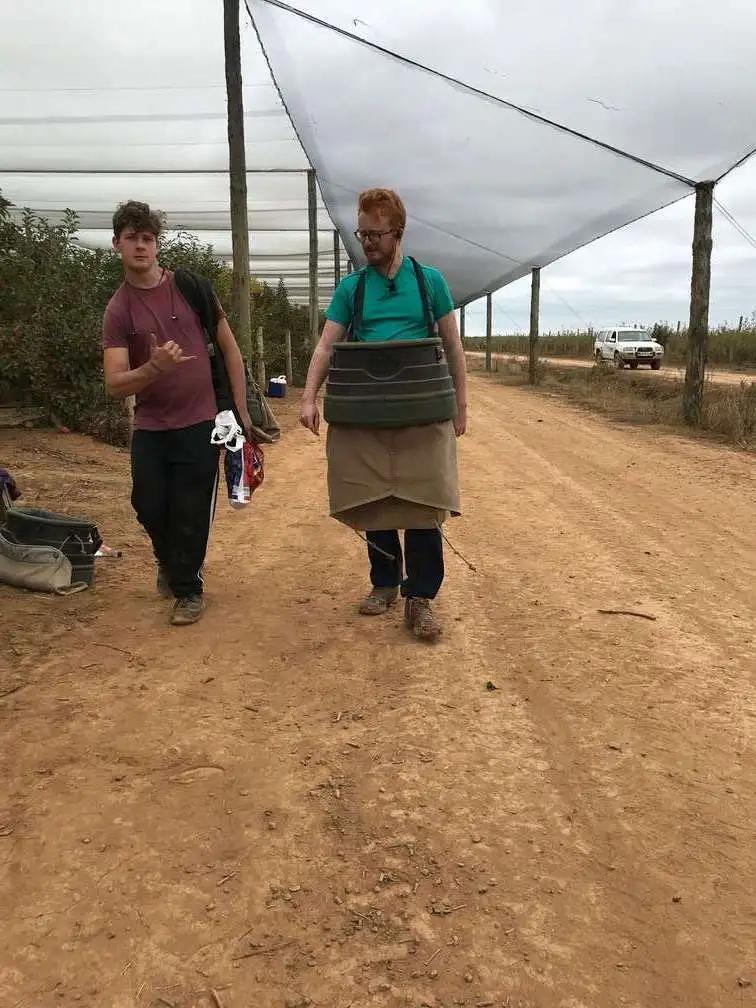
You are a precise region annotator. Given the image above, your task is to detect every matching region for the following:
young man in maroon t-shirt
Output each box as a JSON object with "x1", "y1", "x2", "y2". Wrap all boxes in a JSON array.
[{"x1": 103, "y1": 201, "x2": 252, "y2": 625}]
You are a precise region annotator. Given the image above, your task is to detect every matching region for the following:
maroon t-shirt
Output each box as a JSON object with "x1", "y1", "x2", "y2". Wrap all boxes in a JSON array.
[{"x1": 102, "y1": 270, "x2": 220, "y2": 431}]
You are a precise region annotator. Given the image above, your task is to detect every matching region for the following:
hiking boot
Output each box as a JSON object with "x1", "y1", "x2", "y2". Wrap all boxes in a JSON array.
[
  {"x1": 171, "y1": 594, "x2": 204, "y2": 626},
  {"x1": 404, "y1": 597, "x2": 442, "y2": 641},
  {"x1": 359, "y1": 586, "x2": 399, "y2": 616},
  {"x1": 157, "y1": 565, "x2": 172, "y2": 599}
]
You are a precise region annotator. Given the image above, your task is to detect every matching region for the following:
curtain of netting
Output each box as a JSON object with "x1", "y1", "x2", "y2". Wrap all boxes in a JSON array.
[{"x1": 0, "y1": 0, "x2": 347, "y2": 302}]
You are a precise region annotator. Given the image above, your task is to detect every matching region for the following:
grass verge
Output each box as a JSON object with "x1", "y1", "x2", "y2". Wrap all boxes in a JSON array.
[{"x1": 470, "y1": 356, "x2": 756, "y2": 451}]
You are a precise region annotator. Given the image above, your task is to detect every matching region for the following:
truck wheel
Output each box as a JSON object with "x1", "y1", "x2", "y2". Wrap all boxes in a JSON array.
[
  {"x1": 615, "y1": 353, "x2": 624, "y2": 369},
  {"x1": 595, "y1": 351, "x2": 603, "y2": 365},
  {"x1": 629, "y1": 361, "x2": 639, "y2": 370},
  {"x1": 651, "y1": 360, "x2": 662, "y2": 371}
]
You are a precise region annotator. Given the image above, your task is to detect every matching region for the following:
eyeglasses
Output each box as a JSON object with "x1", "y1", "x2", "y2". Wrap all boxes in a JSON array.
[{"x1": 354, "y1": 228, "x2": 395, "y2": 244}]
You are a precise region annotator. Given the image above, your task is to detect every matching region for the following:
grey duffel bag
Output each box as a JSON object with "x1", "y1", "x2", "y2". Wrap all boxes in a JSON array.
[{"x1": 0, "y1": 529, "x2": 87, "y2": 594}]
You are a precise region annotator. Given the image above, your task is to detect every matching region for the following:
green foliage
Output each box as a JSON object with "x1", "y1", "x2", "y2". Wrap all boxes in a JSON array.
[
  {"x1": 250, "y1": 275, "x2": 323, "y2": 385},
  {"x1": 650, "y1": 319, "x2": 756, "y2": 367},
  {"x1": 0, "y1": 192, "x2": 314, "y2": 443},
  {"x1": 464, "y1": 330, "x2": 593, "y2": 359},
  {"x1": 0, "y1": 198, "x2": 125, "y2": 439}
]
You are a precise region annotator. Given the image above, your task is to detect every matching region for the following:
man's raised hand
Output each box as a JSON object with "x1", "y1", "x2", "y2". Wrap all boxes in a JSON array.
[{"x1": 149, "y1": 332, "x2": 197, "y2": 372}]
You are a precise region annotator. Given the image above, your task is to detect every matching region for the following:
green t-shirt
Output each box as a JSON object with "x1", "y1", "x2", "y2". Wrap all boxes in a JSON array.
[{"x1": 325, "y1": 257, "x2": 455, "y2": 342}]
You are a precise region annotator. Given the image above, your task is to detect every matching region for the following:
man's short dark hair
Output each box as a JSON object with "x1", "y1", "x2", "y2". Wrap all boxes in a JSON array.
[{"x1": 112, "y1": 200, "x2": 164, "y2": 239}]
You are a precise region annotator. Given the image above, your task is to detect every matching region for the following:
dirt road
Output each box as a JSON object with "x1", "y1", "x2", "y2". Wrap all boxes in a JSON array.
[
  {"x1": 2, "y1": 378, "x2": 754, "y2": 1008},
  {"x1": 466, "y1": 351, "x2": 755, "y2": 385}
]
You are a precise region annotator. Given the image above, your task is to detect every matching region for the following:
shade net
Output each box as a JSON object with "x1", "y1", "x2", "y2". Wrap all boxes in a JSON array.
[
  {"x1": 248, "y1": 0, "x2": 756, "y2": 305},
  {"x1": 0, "y1": 0, "x2": 346, "y2": 304},
  {"x1": 2, "y1": 0, "x2": 754, "y2": 308}
]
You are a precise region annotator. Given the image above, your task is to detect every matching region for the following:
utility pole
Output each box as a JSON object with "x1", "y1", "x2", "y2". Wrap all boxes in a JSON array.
[
  {"x1": 307, "y1": 169, "x2": 318, "y2": 350},
  {"x1": 485, "y1": 294, "x2": 492, "y2": 371},
  {"x1": 223, "y1": 0, "x2": 252, "y2": 359},
  {"x1": 333, "y1": 229, "x2": 341, "y2": 289},
  {"x1": 683, "y1": 182, "x2": 714, "y2": 426},
  {"x1": 529, "y1": 267, "x2": 541, "y2": 385}
]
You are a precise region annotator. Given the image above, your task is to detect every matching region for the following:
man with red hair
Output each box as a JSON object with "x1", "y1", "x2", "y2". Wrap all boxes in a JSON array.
[{"x1": 301, "y1": 188, "x2": 467, "y2": 640}]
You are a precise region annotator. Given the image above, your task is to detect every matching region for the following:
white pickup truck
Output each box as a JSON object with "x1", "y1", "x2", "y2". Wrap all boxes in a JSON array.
[{"x1": 594, "y1": 326, "x2": 664, "y2": 370}]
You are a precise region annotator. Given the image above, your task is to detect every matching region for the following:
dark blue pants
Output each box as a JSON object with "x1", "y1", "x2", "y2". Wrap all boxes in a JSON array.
[{"x1": 366, "y1": 528, "x2": 444, "y2": 600}]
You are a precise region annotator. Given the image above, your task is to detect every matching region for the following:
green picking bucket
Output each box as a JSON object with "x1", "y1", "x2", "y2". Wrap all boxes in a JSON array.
[{"x1": 323, "y1": 338, "x2": 457, "y2": 429}]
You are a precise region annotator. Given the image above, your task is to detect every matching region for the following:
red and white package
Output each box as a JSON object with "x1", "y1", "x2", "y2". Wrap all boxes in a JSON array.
[{"x1": 224, "y1": 440, "x2": 265, "y2": 509}]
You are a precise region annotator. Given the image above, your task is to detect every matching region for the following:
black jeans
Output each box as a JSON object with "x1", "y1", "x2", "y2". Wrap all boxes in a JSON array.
[
  {"x1": 367, "y1": 528, "x2": 444, "y2": 600},
  {"x1": 130, "y1": 421, "x2": 220, "y2": 598}
]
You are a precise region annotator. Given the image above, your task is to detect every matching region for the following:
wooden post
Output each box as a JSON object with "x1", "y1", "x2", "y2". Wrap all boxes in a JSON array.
[
  {"x1": 683, "y1": 181, "x2": 714, "y2": 426},
  {"x1": 285, "y1": 328, "x2": 293, "y2": 385},
  {"x1": 223, "y1": 0, "x2": 252, "y2": 359},
  {"x1": 738, "y1": 314, "x2": 744, "y2": 331},
  {"x1": 485, "y1": 293, "x2": 492, "y2": 371},
  {"x1": 529, "y1": 266, "x2": 541, "y2": 385},
  {"x1": 333, "y1": 229, "x2": 341, "y2": 289},
  {"x1": 307, "y1": 168, "x2": 318, "y2": 350},
  {"x1": 256, "y1": 325, "x2": 265, "y2": 389},
  {"x1": 460, "y1": 304, "x2": 466, "y2": 341},
  {"x1": 125, "y1": 395, "x2": 135, "y2": 443}
]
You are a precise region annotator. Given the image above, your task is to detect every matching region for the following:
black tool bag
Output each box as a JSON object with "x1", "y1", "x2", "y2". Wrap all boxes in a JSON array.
[{"x1": 4, "y1": 507, "x2": 101, "y2": 586}]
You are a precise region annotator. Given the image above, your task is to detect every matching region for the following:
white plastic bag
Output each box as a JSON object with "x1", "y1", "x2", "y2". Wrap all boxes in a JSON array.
[{"x1": 210, "y1": 410, "x2": 244, "y2": 452}]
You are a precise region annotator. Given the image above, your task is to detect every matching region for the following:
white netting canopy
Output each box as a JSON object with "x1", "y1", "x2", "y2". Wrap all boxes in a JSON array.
[
  {"x1": 2, "y1": 0, "x2": 754, "y2": 309},
  {"x1": 0, "y1": 0, "x2": 346, "y2": 305},
  {"x1": 249, "y1": 0, "x2": 756, "y2": 305}
]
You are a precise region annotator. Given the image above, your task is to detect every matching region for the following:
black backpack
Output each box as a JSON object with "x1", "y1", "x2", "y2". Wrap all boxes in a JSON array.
[
  {"x1": 174, "y1": 267, "x2": 234, "y2": 414},
  {"x1": 174, "y1": 268, "x2": 265, "y2": 426}
]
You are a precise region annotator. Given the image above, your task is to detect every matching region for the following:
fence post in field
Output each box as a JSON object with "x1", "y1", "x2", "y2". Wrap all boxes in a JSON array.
[
  {"x1": 307, "y1": 168, "x2": 318, "y2": 351},
  {"x1": 126, "y1": 396, "x2": 135, "y2": 442},
  {"x1": 285, "y1": 328, "x2": 293, "y2": 385},
  {"x1": 529, "y1": 267, "x2": 541, "y2": 385},
  {"x1": 485, "y1": 293, "x2": 493, "y2": 371},
  {"x1": 333, "y1": 229, "x2": 341, "y2": 290},
  {"x1": 460, "y1": 304, "x2": 466, "y2": 341},
  {"x1": 256, "y1": 325, "x2": 265, "y2": 389},
  {"x1": 683, "y1": 181, "x2": 714, "y2": 426}
]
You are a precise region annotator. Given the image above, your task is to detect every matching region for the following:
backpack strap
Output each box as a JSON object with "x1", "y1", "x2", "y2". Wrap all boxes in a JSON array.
[
  {"x1": 348, "y1": 258, "x2": 435, "y2": 341},
  {"x1": 174, "y1": 267, "x2": 218, "y2": 343},
  {"x1": 409, "y1": 257, "x2": 436, "y2": 338},
  {"x1": 347, "y1": 268, "x2": 368, "y2": 341},
  {"x1": 174, "y1": 267, "x2": 235, "y2": 414}
]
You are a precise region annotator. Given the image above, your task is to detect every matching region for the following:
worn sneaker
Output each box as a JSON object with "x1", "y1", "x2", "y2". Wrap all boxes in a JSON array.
[
  {"x1": 171, "y1": 594, "x2": 204, "y2": 626},
  {"x1": 359, "y1": 586, "x2": 399, "y2": 616},
  {"x1": 157, "y1": 565, "x2": 172, "y2": 599},
  {"x1": 404, "y1": 597, "x2": 442, "y2": 641}
]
